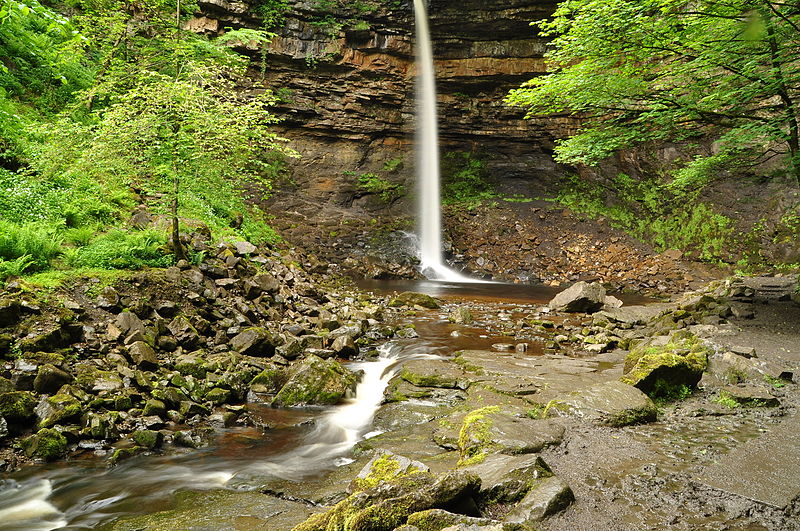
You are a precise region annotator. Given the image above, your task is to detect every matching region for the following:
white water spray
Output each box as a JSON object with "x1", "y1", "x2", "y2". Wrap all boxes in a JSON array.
[{"x1": 413, "y1": 0, "x2": 476, "y2": 283}]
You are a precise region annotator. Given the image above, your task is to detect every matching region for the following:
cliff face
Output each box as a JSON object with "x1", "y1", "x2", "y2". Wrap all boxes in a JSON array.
[{"x1": 191, "y1": 0, "x2": 567, "y2": 216}]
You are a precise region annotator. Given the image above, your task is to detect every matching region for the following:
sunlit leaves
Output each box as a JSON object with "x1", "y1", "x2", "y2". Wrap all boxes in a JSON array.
[{"x1": 508, "y1": 0, "x2": 800, "y2": 183}]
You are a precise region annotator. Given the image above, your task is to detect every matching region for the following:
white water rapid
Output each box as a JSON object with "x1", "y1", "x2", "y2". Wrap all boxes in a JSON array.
[
  {"x1": 413, "y1": 0, "x2": 477, "y2": 283},
  {"x1": 0, "y1": 342, "x2": 436, "y2": 530}
]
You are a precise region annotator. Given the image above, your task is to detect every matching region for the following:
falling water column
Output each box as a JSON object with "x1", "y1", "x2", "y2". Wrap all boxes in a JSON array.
[{"x1": 413, "y1": 0, "x2": 471, "y2": 282}]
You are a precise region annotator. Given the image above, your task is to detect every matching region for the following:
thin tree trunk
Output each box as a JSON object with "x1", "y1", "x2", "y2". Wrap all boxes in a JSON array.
[
  {"x1": 172, "y1": 173, "x2": 186, "y2": 262},
  {"x1": 764, "y1": 9, "x2": 800, "y2": 183}
]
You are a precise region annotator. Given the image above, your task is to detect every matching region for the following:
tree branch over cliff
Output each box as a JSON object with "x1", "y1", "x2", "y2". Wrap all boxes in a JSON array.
[{"x1": 507, "y1": 0, "x2": 800, "y2": 186}]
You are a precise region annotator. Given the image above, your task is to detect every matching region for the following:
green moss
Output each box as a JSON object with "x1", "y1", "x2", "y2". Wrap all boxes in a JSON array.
[
  {"x1": 621, "y1": 334, "x2": 711, "y2": 396},
  {"x1": 272, "y1": 356, "x2": 357, "y2": 407},
  {"x1": 249, "y1": 367, "x2": 286, "y2": 392},
  {"x1": 37, "y1": 393, "x2": 82, "y2": 428},
  {"x1": 605, "y1": 405, "x2": 659, "y2": 427},
  {"x1": 109, "y1": 446, "x2": 147, "y2": 465},
  {"x1": 132, "y1": 429, "x2": 163, "y2": 449},
  {"x1": 21, "y1": 428, "x2": 68, "y2": 461},
  {"x1": 715, "y1": 391, "x2": 740, "y2": 409},
  {"x1": 457, "y1": 406, "x2": 500, "y2": 466},
  {"x1": 352, "y1": 453, "x2": 426, "y2": 492},
  {"x1": 0, "y1": 391, "x2": 36, "y2": 421},
  {"x1": 452, "y1": 354, "x2": 484, "y2": 375},
  {"x1": 400, "y1": 369, "x2": 460, "y2": 389}
]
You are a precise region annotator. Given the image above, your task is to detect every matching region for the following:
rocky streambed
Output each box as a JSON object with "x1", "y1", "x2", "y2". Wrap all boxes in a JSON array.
[{"x1": 0, "y1": 258, "x2": 799, "y2": 530}]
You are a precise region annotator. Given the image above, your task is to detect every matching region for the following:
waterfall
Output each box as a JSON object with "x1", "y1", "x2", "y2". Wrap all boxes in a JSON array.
[{"x1": 413, "y1": 0, "x2": 474, "y2": 283}]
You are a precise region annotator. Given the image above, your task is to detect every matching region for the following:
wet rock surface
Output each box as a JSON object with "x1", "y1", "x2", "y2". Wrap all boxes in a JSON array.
[{"x1": 3, "y1": 270, "x2": 800, "y2": 530}]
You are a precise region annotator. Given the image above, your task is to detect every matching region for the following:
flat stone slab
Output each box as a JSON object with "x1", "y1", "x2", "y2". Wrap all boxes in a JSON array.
[
  {"x1": 593, "y1": 304, "x2": 671, "y2": 326},
  {"x1": 697, "y1": 413, "x2": 800, "y2": 508},
  {"x1": 108, "y1": 489, "x2": 318, "y2": 530},
  {"x1": 554, "y1": 381, "x2": 657, "y2": 426}
]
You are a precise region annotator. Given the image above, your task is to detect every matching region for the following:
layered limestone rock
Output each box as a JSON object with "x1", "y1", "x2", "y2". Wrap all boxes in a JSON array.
[{"x1": 188, "y1": 0, "x2": 566, "y2": 216}]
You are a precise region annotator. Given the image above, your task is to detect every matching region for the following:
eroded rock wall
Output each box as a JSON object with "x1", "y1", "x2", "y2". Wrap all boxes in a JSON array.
[{"x1": 190, "y1": 0, "x2": 567, "y2": 215}]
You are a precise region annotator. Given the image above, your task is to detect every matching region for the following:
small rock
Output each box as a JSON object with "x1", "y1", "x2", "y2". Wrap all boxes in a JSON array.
[
  {"x1": 389, "y1": 292, "x2": 441, "y2": 309},
  {"x1": 33, "y1": 364, "x2": 73, "y2": 394},
  {"x1": 127, "y1": 342, "x2": 159, "y2": 370},
  {"x1": 504, "y1": 476, "x2": 574, "y2": 523},
  {"x1": 234, "y1": 241, "x2": 257, "y2": 256}
]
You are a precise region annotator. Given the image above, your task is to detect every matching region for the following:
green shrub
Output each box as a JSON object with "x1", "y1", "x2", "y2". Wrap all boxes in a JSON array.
[
  {"x1": 0, "y1": 221, "x2": 63, "y2": 271},
  {"x1": 0, "y1": 256, "x2": 35, "y2": 279},
  {"x1": 554, "y1": 173, "x2": 733, "y2": 261},
  {"x1": 69, "y1": 229, "x2": 173, "y2": 270},
  {"x1": 350, "y1": 172, "x2": 405, "y2": 203},
  {"x1": 441, "y1": 152, "x2": 496, "y2": 205}
]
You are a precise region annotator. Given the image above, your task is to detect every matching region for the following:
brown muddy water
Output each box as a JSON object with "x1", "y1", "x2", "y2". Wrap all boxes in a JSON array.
[{"x1": 0, "y1": 281, "x2": 788, "y2": 530}]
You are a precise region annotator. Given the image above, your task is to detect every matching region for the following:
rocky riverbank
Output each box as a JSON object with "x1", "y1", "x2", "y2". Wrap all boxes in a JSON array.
[
  {"x1": 0, "y1": 234, "x2": 422, "y2": 469},
  {"x1": 96, "y1": 273, "x2": 800, "y2": 530}
]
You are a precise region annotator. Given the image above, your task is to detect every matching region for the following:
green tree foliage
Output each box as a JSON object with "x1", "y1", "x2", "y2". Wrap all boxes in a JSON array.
[
  {"x1": 0, "y1": 0, "x2": 295, "y2": 279},
  {"x1": 507, "y1": 0, "x2": 800, "y2": 185}
]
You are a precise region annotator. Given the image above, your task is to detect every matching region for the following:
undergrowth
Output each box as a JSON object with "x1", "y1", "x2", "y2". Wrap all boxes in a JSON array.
[{"x1": 553, "y1": 173, "x2": 733, "y2": 261}]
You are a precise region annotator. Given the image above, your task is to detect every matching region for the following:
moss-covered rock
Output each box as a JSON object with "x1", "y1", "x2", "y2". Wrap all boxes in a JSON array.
[
  {"x1": 175, "y1": 352, "x2": 207, "y2": 378},
  {"x1": 458, "y1": 406, "x2": 501, "y2": 466},
  {"x1": 0, "y1": 391, "x2": 36, "y2": 422},
  {"x1": 204, "y1": 387, "x2": 231, "y2": 405},
  {"x1": 230, "y1": 327, "x2": 279, "y2": 357},
  {"x1": 272, "y1": 355, "x2": 359, "y2": 407},
  {"x1": 35, "y1": 393, "x2": 82, "y2": 428},
  {"x1": 406, "y1": 509, "x2": 498, "y2": 530},
  {"x1": 389, "y1": 292, "x2": 441, "y2": 310},
  {"x1": 109, "y1": 446, "x2": 147, "y2": 465},
  {"x1": 293, "y1": 470, "x2": 480, "y2": 531},
  {"x1": 33, "y1": 363, "x2": 73, "y2": 394},
  {"x1": 21, "y1": 428, "x2": 68, "y2": 461},
  {"x1": 132, "y1": 429, "x2": 163, "y2": 449},
  {"x1": 621, "y1": 333, "x2": 711, "y2": 396},
  {"x1": 351, "y1": 451, "x2": 429, "y2": 492},
  {"x1": 249, "y1": 366, "x2": 287, "y2": 394}
]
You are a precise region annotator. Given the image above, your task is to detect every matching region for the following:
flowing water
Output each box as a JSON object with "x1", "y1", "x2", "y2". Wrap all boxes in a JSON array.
[
  {"x1": 413, "y1": 0, "x2": 476, "y2": 283},
  {"x1": 0, "y1": 343, "x2": 439, "y2": 530}
]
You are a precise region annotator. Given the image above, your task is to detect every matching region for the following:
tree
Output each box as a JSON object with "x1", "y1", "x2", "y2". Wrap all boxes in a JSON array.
[
  {"x1": 507, "y1": 0, "x2": 800, "y2": 186},
  {"x1": 30, "y1": 0, "x2": 296, "y2": 256}
]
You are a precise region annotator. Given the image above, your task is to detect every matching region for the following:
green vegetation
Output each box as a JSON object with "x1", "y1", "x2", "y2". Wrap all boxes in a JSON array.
[
  {"x1": 553, "y1": 173, "x2": 733, "y2": 261},
  {"x1": 457, "y1": 406, "x2": 500, "y2": 466},
  {"x1": 622, "y1": 333, "x2": 711, "y2": 396},
  {"x1": 0, "y1": 0, "x2": 294, "y2": 282},
  {"x1": 353, "y1": 173, "x2": 406, "y2": 203},
  {"x1": 441, "y1": 152, "x2": 497, "y2": 205},
  {"x1": 508, "y1": 0, "x2": 800, "y2": 184},
  {"x1": 715, "y1": 391, "x2": 741, "y2": 409}
]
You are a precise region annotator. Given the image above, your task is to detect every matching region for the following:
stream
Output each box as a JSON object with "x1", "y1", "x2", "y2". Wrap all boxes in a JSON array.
[
  {"x1": 0, "y1": 280, "x2": 776, "y2": 531},
  {"x1": 0, "y1": 281, "x2": 564, "y2": 530}
]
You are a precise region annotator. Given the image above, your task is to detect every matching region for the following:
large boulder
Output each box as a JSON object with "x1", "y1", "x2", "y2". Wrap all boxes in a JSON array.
[
  {"x1": 293, "y1": 470, "x2": 481, "y2": 531},
  {"x1": 35, "y1": 393, "x2": 81, "y2": 429},
  {"x1": 272, "y1": 355, "x2": 359, "y2": 407},
  {"x1": 127, "y1": 341, "x2": 159, "y2": 370},
  {"x1": 33, "y1": 364, "x2": 73, "y2": 394},
  {"x1": 548, "y1": 282, "x2": 606, "y2": 313},
  {"x1": 389, "y1": 292, "x2": 441, "y2": 310},
  {"x1": 350, "y1": 451, "x2": 430, "y2": 492},
  {"x1": 463, "y1": 454, "x2": 555, "y2": 505},
  {"x1": 435, "y1": 408, "x2": 565, "y2": 464},
  {"x1": 621, "y1": 332, "x2": 711, "y2": 396},
  {"x1": 230, "y1": 327, "x2": 278, "y2": 357},
  {"x1": 0, "y1": 391, "x2": 36, "y2": 422},
  {"x1": 554, "y1": 380, "x2": 658, "y2": 427},
  {"x1": 503, "y1": 476, "x2": 574, "y2": 524},
  {"x1": 21, "y1": 428, "x2": 68, "y2": 461},
  {"x1": 166, "y1": 316, "x2": 201, "y2": 349}
]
